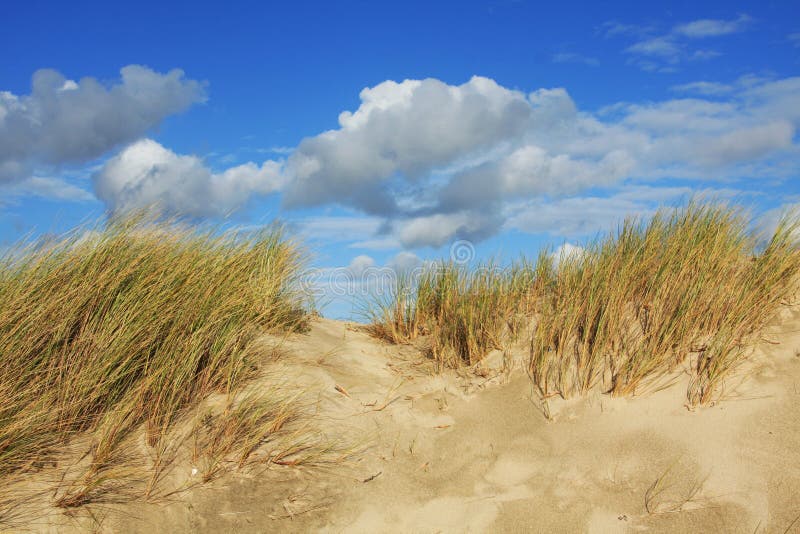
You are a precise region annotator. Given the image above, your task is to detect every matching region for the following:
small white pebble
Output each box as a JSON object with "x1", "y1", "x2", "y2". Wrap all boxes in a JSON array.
[{"x1": 191, "y1": 468, "x2": 198, "y2": 476}]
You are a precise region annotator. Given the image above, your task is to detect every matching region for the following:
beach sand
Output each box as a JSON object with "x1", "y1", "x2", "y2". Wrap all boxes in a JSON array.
[{"x1": 29, "y1": 307, "x2": 800, "y2": 533}]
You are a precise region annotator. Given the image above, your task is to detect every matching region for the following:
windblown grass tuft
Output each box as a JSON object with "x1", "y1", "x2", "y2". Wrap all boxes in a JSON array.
[{"x1": 0, "y1": 214, "x2": 311, "y2": 514}]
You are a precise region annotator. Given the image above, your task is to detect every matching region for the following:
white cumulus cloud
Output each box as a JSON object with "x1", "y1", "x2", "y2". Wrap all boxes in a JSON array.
[
  {"x1": 0, "y1": 66, "x2": 205, "y2": 184},
  {"x1": 283, "y1": 76, "x2": 532, "y2": 214},
  {"x1": 70, "y1": 73, "x2": 799, "y2": 251},
  {"x1": 278, "y1": 75, "x2": 800, "y2": 247},
  {"x1": 346, "y1": 254, "x2": 377, "y2": 276},
  {"x1": 94, "y1": 139, "x2": 285, "y2": 216}
]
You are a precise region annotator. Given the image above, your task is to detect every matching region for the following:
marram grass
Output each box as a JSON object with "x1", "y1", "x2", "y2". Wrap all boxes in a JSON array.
[
  {"x1": 365, "y1": 260, "x2": 538, "y2": 369},
  {"x1": 0, "y1": 215, "x2": 310, "y2": 516},
  {"x1": 368, "y1": 202, "x2": 800, "y2": 406}
]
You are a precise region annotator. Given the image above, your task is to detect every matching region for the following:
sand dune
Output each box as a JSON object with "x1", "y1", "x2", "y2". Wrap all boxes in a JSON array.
[{"x1": 70, "y1": 305, "x2": 800, "y2": 534}]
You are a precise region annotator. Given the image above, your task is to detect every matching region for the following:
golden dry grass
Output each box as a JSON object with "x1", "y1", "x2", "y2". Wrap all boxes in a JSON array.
[
  {"x1": 365, "y1": 260, "x2": 538, "y2": 369},
  {"x1": 0, "y1": 215, "x2": 313, "y2": 523},
  {"x1": 368, "y1": 202, "x2": 800, "y2": 406}
]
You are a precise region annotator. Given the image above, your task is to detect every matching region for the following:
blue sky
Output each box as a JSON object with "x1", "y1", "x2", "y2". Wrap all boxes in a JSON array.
[{"x1": 1, "y1": 0, "x2": 799, "y2": 318}]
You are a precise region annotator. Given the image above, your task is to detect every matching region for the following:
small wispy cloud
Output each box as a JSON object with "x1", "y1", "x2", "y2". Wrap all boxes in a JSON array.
[
  {"x1": 625, "y1": 36, "x2": 681, "y2": 59},
  {"x1": 789, "y1": 32, "x2": 800, "y2": 47},
  {"x1": 552, "y1": 52, "x2": 600, "y2": 66},
  {"x1": 348, "y1": 237, "x2": 401, "y2": 251},
  {"x1": 670, "y1": 80, "x2": 734, "y2": 96},
  {"x1": 292, "y1": 215, "x2": 385, "y2": 244},
  {"x1": 259, "y1": 146, "x2": 294, "y2": 155},
  {"x1": 689, "y1": 49, "x2": 723, "y2": 61},
  {"x1": 673, "y1": 14, "x2": 752, "y2": 38},
  {"x1": 599, "y1": 21, "x2": 655, "y2": 38},
  {"x1": 0, "y1": 176, "x2": 96, "y2": 203},
  {"x1": 619, "y1": 14, "x2": 750, "y2": 72},
  {"x1": 633, "y1": 60, "x2": 677, "y2": 74}
]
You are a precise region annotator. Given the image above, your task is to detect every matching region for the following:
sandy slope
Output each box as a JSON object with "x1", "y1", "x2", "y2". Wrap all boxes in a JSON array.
[{"x1": 65, "y1": 308, "x2": 800, "y2": 533}]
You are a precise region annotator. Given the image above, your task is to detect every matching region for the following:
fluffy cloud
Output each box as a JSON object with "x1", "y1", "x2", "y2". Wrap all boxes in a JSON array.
[
  {"x1": 683, "y1": 122, "x2": 793, "y2": 167},
  {"x1": 346, "y1": 254, "x2": 377, "y2": 276},
  {"x1": 609, "y1": 97, "x2": 795, "y2": 173},
  {"x1": 68, "y1": 72, "x2": 798, "y2": 251},
  {"x1": 94, "y1": 139, "x2": 285, "y2": 216},
  {"x1": 439, "y1": 146, "x2": 634, "y2": 211},
  {"x1": 283, "y1": 76, "x2": 532, "y2": 214},
  {"x1": 0, "y1": 66, "x2": 205, "y2": 184},
  {"x1": 395, "y1": 211, "x2": 503, "y2": 248},
  {"x1": 276, "y1": 74, "x2": 800, "y2": 248},
  {"x1": 387, "y1": 251, "x2": 423, "y2": 272}
]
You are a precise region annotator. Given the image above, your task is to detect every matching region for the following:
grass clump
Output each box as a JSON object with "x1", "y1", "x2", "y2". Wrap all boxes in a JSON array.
[
  {"x1": 368, "y1": 202, "x2": 800, "y2": 406},
  {"x1": 364, "y1": 271, "x2": 428, "y2": 345},
  {"x1": 531, "y1": 202, "x2": 799, "y2": 404},
  {"x1": 366, "y1": 260, "x2": 537, "y2": 369},
  {"x1": 0, "y1": 215, "x2": 309, "y2": 512},
  {"x1": 421, "y1": 261, "x2": 537, "y2": 368}
]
